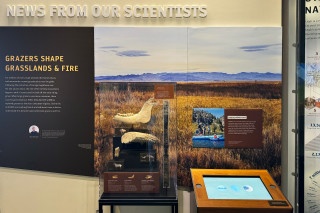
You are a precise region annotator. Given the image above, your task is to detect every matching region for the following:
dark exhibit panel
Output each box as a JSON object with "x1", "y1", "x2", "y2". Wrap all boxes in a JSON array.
[{"x1": 0, "y1": 28, "x2": 94, "y2": 176}]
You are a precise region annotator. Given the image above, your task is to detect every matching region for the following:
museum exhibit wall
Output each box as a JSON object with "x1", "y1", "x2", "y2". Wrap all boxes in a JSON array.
[{"x1": 0, "y1": 0, "x2": 291, "y2": 213}]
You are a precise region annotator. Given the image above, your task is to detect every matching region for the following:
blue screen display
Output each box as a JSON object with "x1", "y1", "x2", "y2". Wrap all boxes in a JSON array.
[{"x1": 203, "y1": 177, "x2": 272, "y2": 200}]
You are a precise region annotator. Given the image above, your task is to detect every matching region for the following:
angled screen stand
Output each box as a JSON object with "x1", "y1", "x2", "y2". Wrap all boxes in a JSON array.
[{"x1": 191, "y1": 169, "x2": 292, "y2": 213}]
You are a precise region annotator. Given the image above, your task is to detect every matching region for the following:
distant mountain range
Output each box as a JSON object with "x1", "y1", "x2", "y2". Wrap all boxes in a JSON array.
[{"x1": 95, "y1": 72, "x2": 281, "y2": 82}]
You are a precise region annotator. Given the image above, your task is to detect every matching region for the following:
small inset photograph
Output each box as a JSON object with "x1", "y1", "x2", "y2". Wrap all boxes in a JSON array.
[
  {"x1": 192, "y1": 108, "x2": 225, "y2": 148},
  {"x1": 316, "y1": 98, "x2": 320, "y2": 108},
  {"x1": 305, "y1": 97, "x2": 316, "y2": 109},
  {"x1": 29, "y1": 125, "x2": 39, "y2": 136}
]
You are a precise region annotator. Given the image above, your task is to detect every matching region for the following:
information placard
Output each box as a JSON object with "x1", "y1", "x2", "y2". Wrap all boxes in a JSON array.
[{"x1": 0, "y1": 28, "x2": 94, "y2": 176}]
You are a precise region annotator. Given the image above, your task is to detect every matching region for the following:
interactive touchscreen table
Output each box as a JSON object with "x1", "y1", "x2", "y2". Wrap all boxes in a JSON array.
[{"x1": 191, "y1": 169, "x2": 292, "y2": 213}]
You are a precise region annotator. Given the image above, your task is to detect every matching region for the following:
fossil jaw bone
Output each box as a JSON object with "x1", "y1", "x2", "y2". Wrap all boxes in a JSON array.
[
  {"x1": 113, "y1": 98, "x2": 157, "y2": 125},
  {"x1": 114, "y1": 163, "x2": 122, "y2": 168},
  {"x1": 145, "y1": 175, "x2": 153, "y2": 180},
  {"x1": 121, "y1": 132, "x2": 160, "y2": 144},
  {"x1": 114, "y1": 147, "x2": 120, "y2": 158}
]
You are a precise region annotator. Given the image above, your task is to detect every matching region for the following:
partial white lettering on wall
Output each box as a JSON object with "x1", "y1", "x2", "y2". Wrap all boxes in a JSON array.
[{"x1": 6, "y1": 5, "x2": 207, "y2": 18}]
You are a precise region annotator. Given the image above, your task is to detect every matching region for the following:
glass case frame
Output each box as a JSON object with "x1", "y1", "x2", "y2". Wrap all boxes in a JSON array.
[{"x1": 97, "y1": 82, "x2": 177, "y2": 199}]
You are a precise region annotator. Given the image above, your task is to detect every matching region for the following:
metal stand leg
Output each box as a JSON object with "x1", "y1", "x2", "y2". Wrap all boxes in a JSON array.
[
  {"x1": 111, "y1": 204, "x2": 114, "y2": 213},
  {"x1": 99, "y1": 200, "x2": 178, "y2": 213},
  {"x1": 99, "y1": 203, "x2": 103, "y2": 213}
]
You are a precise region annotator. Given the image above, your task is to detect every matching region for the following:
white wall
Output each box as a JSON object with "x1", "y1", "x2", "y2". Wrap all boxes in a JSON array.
[
  {"x1": 0, "y1": 168, "x2": 99, "y2": 213},
  {"x1": 0, "y1": 0, "x2": 285, "y2": 213}
]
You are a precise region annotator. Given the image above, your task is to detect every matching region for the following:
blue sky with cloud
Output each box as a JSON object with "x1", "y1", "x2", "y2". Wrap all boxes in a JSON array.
[
  {"x1": 116, "y1": 50, "x2": 150, "y2": 57},
  {"x1": 95, "y1": 27, "x2": 187, "y2": 76},
  {"x1": 95, "y1": 27, "x2": 281, "y2": 77},
  {"x1": 239, "y1": 44, "x2": 281, "y2": 52},
  {"x1": 100, "y1": 46, "x2": 122, "y2": 49}
]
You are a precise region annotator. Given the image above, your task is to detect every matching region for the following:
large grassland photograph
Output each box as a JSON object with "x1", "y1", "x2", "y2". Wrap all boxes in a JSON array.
[{"x1": 94, "y1": 27, "x2": 282, "y2": 187}]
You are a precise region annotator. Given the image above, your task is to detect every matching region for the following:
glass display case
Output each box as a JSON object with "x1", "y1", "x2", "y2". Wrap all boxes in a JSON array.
[{"x1": 97, "y1": 82, "x2": 177, "y2": 199}]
